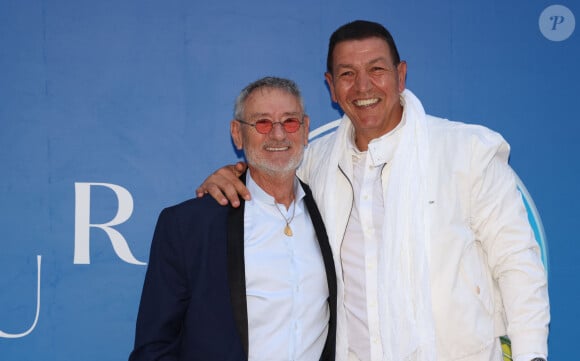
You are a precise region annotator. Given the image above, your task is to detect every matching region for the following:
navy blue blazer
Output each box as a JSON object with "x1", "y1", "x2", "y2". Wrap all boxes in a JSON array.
[{"x1": 129, "y1": 176, "x2": 336, "y2": 361}]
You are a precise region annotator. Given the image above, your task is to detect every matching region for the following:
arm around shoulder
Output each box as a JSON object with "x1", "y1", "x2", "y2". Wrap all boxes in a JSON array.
[{"x1": 195, "y1": 162, "x2": 249, "y2": 207}]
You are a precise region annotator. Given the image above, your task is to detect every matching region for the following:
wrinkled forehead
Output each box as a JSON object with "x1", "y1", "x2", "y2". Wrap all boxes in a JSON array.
[
  {"x1": 330, "y1": 37, "x2": 395, "y2": 70},
  {"x1": 243, "y1": 87, "x2": 303, "y2": 118}
]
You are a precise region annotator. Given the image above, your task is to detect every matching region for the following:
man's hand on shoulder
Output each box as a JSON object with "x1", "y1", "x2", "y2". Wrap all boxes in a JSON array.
[{"x1": 196, "y1": 162, "x2": 250, "y2": 207}]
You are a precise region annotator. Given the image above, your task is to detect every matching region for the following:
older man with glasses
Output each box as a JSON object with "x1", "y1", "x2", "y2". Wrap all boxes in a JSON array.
[{"x1": 129, "y1": 76, "x2": 337, "y2": 361}]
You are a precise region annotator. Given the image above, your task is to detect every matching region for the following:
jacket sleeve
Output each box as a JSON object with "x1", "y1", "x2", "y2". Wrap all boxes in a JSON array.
[
  {"x1": 129, "y1": 207, "x2": 190, "y2": 361},
  {"x1": 468, "y1": 129, "x2": 550, "y2": 358}
]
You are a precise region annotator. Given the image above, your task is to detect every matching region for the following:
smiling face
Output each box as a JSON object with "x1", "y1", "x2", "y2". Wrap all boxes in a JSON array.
[
  {"x1": 325, "y1": 36, "x2": 407, "y2": 150},
  {"x1": 231, "y1": 87, "x2": 309, "y2": 179}
]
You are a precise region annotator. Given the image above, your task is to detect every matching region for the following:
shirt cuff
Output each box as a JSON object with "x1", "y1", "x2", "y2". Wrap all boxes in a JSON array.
[{"x1": 513, "y1": 353, "x2": 546, "y2": 361}]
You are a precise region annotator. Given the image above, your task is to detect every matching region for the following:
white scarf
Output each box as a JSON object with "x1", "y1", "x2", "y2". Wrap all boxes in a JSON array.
[
  {"x1": 319, "y1": 89, "x2": 437, "y2": 361},
  {"x1": 378, "y1": 89, "x2": 436, "y2": 360}
]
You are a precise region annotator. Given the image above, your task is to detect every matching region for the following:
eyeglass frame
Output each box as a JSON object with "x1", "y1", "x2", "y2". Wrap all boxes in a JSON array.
[{"x1": 235, "y1": 116, "x2": 305, "y2": 134}]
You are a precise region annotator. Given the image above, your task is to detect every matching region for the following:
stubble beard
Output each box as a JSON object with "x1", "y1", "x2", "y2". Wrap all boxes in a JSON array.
[{"x1": 244, "y1": 144, "x2": 304, "y2": 178}]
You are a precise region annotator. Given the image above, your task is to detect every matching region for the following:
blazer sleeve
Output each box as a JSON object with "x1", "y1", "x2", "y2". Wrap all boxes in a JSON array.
[{"x1": 129, "y1": 206, "x2": 190, "y2": 361}]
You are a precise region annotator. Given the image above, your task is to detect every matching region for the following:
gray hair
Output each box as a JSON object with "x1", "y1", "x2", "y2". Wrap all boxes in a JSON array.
[{"x1": 234, "y1": 76, "x2": 305, "y2": 120}]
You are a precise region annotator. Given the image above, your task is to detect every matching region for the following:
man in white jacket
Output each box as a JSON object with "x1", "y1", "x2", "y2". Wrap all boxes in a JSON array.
[{"x1": 198, "y1": 20, "x2": 549, "y2": 361}]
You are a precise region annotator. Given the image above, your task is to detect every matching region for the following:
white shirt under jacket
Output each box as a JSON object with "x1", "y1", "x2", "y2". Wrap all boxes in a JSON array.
[
  {"x1": 244, "y1": 171, "x2": 329, "y2": 361},
  {"x1": 297, "y1": 89, "x2": 550, "y2": 361}
]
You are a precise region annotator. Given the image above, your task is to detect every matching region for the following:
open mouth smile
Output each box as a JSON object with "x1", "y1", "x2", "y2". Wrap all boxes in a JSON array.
[{"x1": 354, "y1": 98, "x2": 380, "y2": 107}]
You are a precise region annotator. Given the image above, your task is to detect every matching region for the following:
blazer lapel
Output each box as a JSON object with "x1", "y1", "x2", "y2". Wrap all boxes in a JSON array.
[
  {"x1": 301, "y1": 180, "x2": 337, "y2": 361},
  {"x1": 227, "y1": 175, "x2": 336, "y2": 361},
  {"x1": 227, "y1": 173, "x2": 249, "y2": 357}
]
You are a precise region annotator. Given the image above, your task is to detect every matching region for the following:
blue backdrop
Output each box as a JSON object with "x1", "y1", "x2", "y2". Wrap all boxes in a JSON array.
[{"x1": 1, "y1": 1, "x2": 578, "y2": 360}]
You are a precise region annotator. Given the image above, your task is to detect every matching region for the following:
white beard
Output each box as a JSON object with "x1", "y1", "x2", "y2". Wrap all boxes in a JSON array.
[{"x1": 244, "y1": 142, "x2": 304, "y2": 177}]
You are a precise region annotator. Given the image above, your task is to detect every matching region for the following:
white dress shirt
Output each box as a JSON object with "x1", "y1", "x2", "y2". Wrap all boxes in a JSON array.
[
  {"x1": 244, "y1": 171, "x2": 330, "y2": 361},
  {"x1": 341, "y1": 121, "x2": 403, "y2": 361}
]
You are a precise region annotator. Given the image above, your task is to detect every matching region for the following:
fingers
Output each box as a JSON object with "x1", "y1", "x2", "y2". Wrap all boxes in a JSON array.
[
  {"x1": 207, "y1": 182, "x2": 240, "y2": 207},
  {"x1": 234, "y1": 161, "x2": 247, "y2": 176},
  {"x1": 195, "y1": 163, "x2": 250, "y2": 208},
  {"x1": 196, "y1": 165, "x2": 237, "y2": 198},
  {"x1": 195, "y1": 186, "x2": 209, "y2": 198}
]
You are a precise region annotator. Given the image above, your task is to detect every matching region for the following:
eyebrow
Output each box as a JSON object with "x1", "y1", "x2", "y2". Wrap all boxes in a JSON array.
[
  {"x1": 247, "y1": 111, "x2": 302, "y2": 119},
  {"x1": 335, "y1": 56, "x2": 391, "y2": 69}
]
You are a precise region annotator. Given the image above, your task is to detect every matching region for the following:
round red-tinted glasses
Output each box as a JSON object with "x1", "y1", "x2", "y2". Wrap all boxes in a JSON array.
[{"x1": 236, "y1": 118, "x2": 303, "y2": 134}]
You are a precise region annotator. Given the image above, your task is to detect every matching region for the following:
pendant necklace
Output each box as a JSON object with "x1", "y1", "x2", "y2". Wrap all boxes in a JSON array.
[{"x1": 274, "y1": 200, "x2": 296, "y2": 237}]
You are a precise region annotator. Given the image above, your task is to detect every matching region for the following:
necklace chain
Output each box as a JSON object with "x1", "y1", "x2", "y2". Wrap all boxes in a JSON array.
[{"x1": 274, "y1": 200, "x2": 296, "y2": 237}]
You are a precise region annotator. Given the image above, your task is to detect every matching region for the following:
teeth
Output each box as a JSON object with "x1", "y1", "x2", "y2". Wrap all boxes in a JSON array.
[
  {"x1": 354, "y1": 98, "x2": 379, "y2": 107},
  {"x1": 267, "y1": 147, "x2": 289, "y2": 151}
]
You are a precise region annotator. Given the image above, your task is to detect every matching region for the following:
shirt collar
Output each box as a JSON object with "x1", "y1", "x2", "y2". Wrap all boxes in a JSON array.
[
  {"x1": 346, "y1": 109, "x2": 407, "y2": 167},
  {"x1": 246, "y1": 169, "x2": 305, "y2": 205}
]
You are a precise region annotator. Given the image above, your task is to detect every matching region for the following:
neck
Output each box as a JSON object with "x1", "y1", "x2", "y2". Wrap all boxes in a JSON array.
[
  {"x1": 249, "y1": 168, "x2": 295, "y2": 209},
  {"x1": 354, "y1": 106, "x2": 403, "y2": 151}
]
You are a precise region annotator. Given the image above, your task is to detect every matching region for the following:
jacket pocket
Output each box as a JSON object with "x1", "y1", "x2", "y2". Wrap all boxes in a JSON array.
[{"x1": 459, "y1": 240, "x2": 494, "y2": 315}]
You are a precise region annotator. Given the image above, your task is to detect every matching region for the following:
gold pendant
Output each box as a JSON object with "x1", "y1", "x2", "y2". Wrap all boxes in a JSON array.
[{"x1": 284, "y1": 224, "x2": 293, "y2": 237}]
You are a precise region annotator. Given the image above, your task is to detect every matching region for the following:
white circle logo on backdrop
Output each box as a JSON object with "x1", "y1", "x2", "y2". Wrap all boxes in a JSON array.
[{"x1": 539, "y1": 4, "x2": 575, "y2": 41}]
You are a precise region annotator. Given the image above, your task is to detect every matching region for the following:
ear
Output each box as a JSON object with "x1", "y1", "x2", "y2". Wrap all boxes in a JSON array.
[
  {"x1": 397, "y1": 61, "x2": 407, "y2": 92},
  {"x1": 324, "y1": 72, "x2": 338, "y2": 103},
  {"x1": 230, "y1": 120, "x2": 243, "y2": 150}
]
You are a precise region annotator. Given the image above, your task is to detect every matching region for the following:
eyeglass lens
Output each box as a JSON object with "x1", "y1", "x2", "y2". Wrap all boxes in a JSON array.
[{"x1": 254, "y1": 118, "x2": 301, "y2": 134}]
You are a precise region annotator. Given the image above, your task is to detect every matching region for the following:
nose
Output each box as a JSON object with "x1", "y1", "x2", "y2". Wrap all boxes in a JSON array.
[
  {"x1": 354, "y1": 72, "x2": 371, "y2": 92},
  {"x1": 268, "y1": 122, "x2": 287, "y2": 140}
]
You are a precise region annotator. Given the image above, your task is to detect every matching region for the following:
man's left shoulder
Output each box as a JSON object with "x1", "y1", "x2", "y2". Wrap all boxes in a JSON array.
[{"x1": 426, "y1": 115, "x2": 507, "y2": 146}]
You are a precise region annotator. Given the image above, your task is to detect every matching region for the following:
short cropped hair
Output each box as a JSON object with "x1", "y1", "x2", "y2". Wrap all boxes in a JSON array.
[
  {"x1": 326, "y1": 20, "x2": 401, "y2": 73},
  {"x1": 234, "y1": 77, "x2": 305, "y2": 121}
]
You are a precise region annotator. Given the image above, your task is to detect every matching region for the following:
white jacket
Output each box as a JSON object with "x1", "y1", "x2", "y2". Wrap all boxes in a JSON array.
[{"x1": 298, "y1": 90, "x2": 549, "y2": 361}]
